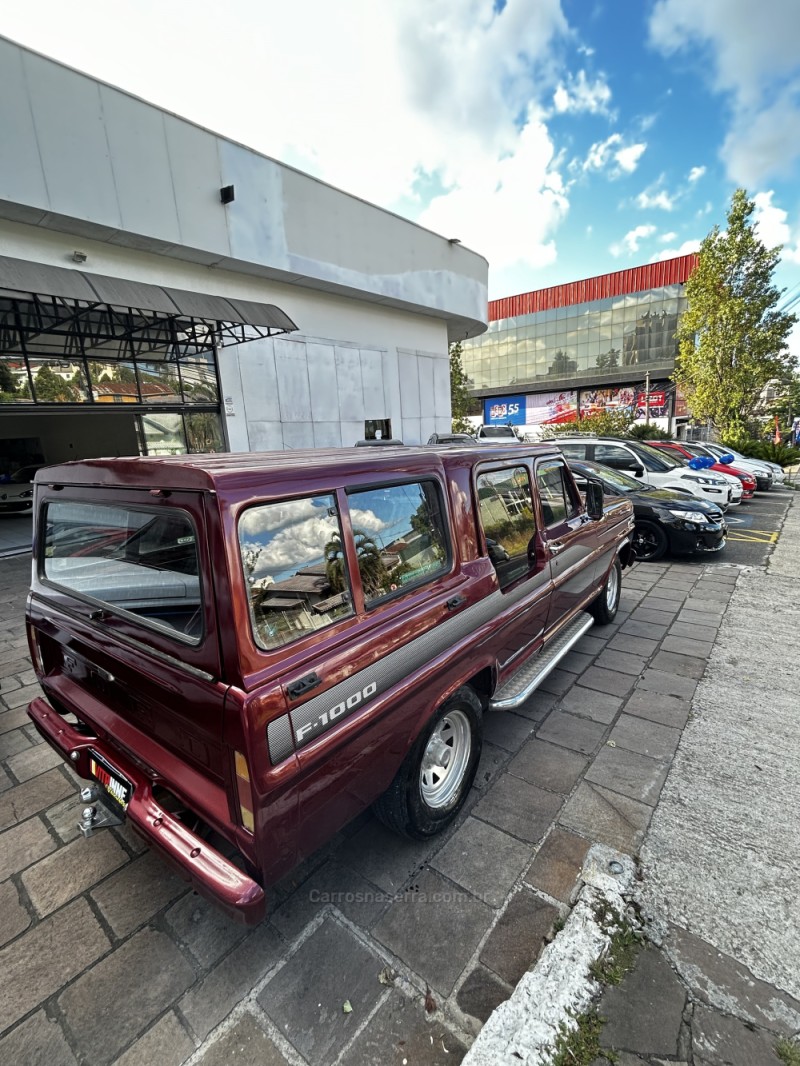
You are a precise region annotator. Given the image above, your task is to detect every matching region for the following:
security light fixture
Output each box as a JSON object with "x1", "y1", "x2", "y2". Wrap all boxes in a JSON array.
[
  {"x1": 220, "y1": 185, "x2": 235, "y2": 204},
  {"x1": 72, "y1": 250, "x2": 88, "y2": 263},
  {"x1": 448, "y1": 237, "x2": 461, "y2": 244}
]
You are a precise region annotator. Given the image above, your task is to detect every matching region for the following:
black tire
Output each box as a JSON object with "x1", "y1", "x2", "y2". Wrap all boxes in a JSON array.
[
  {"x1": 590, "y1": 557, "x2": 621, "y2": 625},
  {"x1": 373, "y1": 686, "x2": 482, "y2": 840},
  {"x1": 631, "y1": 520, "x2": 668, "y2": 562}
]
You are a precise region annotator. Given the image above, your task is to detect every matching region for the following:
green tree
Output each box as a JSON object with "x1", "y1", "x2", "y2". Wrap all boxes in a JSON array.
[
  {"x1": 449, "y1": 341, "x2": 479, "y2": 432},
  {"x1": 674, "y1": 188, "x2": 797, "y2": 439},
  {"x1": 542, "y1": 410, "x2": 634, "y2": 438},
  {"x1": 112, "y1": 364, "x2": 137, "y2": 384},
  {"x1": 595, "y1": 348, "x2": 620, "y2": 370},
  {"x1": 33, "y1": 364, "x2": 78, "y2": 402},
  {"x1": 548, "y1": 349, "x2": 577, "y2": 377},
  {"x1": 0, "y1": 362, "x2": 18, "y2": 395}
]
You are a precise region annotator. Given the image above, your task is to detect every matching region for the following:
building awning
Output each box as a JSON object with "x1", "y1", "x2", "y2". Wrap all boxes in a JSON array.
[{"x1": 0, "y1": 254, "x2": 297, "y2": 361}]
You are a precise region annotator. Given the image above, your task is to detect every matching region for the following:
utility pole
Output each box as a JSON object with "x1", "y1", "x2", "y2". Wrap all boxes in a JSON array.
[{"x1": 644, "y1": 370, "x2": 651, "y2": 425}]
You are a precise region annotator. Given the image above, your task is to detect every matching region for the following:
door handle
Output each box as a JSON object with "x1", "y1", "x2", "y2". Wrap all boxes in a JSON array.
[
  {"x1": 446, "y1": 595, "x2": 467, "y2": 611},
  {"x1": 549, "y1": 541, "x2": 565, "y2": 554}
]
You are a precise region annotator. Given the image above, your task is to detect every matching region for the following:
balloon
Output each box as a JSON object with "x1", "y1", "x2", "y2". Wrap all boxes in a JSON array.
[
  {"x1": 700, "y1": 456, "x2": 716, "y2": 468},
  {"x1": 688, "y1": 457, "x2": 706, "y2": 470},
  {"x1": 720, "y1": 453, "x2": 735, "y2": 464}
]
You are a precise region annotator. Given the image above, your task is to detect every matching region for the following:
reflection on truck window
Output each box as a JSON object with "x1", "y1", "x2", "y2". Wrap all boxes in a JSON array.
[
  {"x1": 239, "y1": 495, "x2": 355, "y2": 651},
  {"x1": 536, "y1": 461, "x2": 580, "y2": 526},
  {"x1": 476, "y1": 467, "x2": 536, "y2": 588},
  {"x1": 42, "y1": 501, "x2": 203, "y2": 642},
  {"x1": 345, "y1": 481, "x2": 449, "y2": 605}
]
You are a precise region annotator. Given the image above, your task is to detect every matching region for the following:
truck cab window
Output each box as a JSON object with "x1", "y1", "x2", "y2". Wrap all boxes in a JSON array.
[{"x1": 477, "y1": 467, "x2": 536, "y2": 588}]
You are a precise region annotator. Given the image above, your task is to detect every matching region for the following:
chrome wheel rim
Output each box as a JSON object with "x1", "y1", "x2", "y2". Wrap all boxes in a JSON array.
[
  {"x1": 420, "y1": 709, "x2": 472, "y2": 809},
  {"x1": 605, "y1": 563, "x2": 620, "y2": 610}
]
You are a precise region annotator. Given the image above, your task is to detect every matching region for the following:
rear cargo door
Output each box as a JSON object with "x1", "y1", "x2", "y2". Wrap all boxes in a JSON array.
[{"x1": 30, "y1": 488, "x2": 228, "y2": 783}]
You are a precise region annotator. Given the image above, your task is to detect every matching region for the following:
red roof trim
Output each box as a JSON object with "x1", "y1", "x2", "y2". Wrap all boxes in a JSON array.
[{"x1": 489, "y1": 254, "x2": 698, "y2": 321}]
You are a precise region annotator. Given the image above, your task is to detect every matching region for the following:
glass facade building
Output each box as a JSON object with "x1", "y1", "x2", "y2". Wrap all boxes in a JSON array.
[{"x1": 461, "y1": 255, "x2": 696, "y2": 432}]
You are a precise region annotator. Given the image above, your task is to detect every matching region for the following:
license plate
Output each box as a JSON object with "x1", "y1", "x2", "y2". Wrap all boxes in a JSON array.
[{"x1": 89, "y1": 750, "x2": 133, "y2": 811}]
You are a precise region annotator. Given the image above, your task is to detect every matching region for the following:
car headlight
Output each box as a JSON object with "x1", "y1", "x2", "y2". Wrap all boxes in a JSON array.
[
  {"x1": 682, "y1": 474, "x2": 720, "y2": 486},
  {"x1": 668, "y1": 509, "x2": 708, "y2": 523}
]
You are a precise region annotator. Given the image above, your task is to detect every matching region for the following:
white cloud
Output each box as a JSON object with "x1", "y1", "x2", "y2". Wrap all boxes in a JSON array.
[
  {"x1": 610, "y1": 224, "x2": 657, "y2": 257},
  {"x1": 615, "y1": 143, "x2": 647, "y2": 173},
  {"x1": 688, "y1": 165, "x2": 706, "y2": 183},
  {"x1": 660, "y1": 231, "x2": 678, "y2": 242},
  {"x1": 636, "y1": 188, "x2": 675, "y2": 211},
  {"x1": 752, "y1": 191, "x2": 800, "y2": 262},
  {"x1": 649, "y1": 0, "x2": 800, "y2": 184},
  {"x1": 583, "y1": 134, "x2": 647, "y2": 177},
  {"x1": 420, "y1": 107, "x2": 569, "y2": 279},
  {"x1": 0, "y1": 0, "x2": 574, "y2": 278},
  {"x1": 650, "y1": 238, "x2": 702, "y2": 262},
  {"x1": 553, "y1": 70, "x2": 612, "y2": 115}
]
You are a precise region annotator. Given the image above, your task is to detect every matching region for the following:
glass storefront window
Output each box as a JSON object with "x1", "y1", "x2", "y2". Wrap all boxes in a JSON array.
[
  {"x1": 87, "y1": 360, "x2": 139, "y2": 403},
  {"x1": 140, "y1": 413, "x2": 187, "y2": 455},
  {"x1": 28, "y1": 358, "x2": 90, "y2": 403},
  {"x1": 184, "y1": 412, "x2": 225, "y2": 453},
  {"x1": 137, "y1": 361, "x2": 182, "y2": 404},
  {"x1": 0, "y1": 357, "x2": 33, "y2": 403}
]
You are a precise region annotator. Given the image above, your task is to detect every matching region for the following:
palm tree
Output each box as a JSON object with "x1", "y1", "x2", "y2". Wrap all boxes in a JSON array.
[
  {"x1": 353, "y1": 530, "x2": 387, "y2": 597},
  {"x1": 324, "y1": 532, "x2": 347, "y2": 593}
]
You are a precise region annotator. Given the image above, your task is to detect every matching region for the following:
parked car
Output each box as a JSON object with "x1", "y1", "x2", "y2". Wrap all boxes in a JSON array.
[
  {"x1": 475, "y1": 424, "x2": 522, "y2": 443},
  {"x1": 26, "y1": 444, "x2": 634, "y2": 923},
  {"x1": 0, "y1": 463, "x2": 48, "y2": 513},
  {"x1": 645, "y1": 441, "x2": 754, "y2": 501},
  {"x1": 692, "y1": 442, "x2": 778, "y2": 489},
  {"x1": 427, "y1": 432, "x2": 477, "y2": 444},
  {"x1": 567, "y1": 459, "x2": 727, "y2": 562},
  {"x1": 555, "y1": 436, "x2": 732, "y2": 509}
]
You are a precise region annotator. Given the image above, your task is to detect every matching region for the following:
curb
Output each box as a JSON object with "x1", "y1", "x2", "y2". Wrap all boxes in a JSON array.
[{"x1": 462, "y1": 844, "x2": 636, "y2": 1066}]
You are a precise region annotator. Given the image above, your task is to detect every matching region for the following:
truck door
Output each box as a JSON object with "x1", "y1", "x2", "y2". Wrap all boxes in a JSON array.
[
  {"x1": 535, "y1": 458, "x2": 599, "y2": 626},
  {"x1": 475, "y1": 462, "x2": 552, "y2": 673}
]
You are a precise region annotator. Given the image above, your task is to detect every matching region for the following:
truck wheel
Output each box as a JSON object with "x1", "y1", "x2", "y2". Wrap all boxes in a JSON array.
[
  {"x1": 631, "y1": 520, "x2": 667, "y2": 562},
  {"x1": 373, "y1": 687, "x2": 482, "y2": 839},
  {"x1": 591, "y1": 557, "x2": 621, "y2": 625}
]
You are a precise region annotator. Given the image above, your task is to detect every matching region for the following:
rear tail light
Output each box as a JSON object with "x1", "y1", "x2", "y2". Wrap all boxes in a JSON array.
[{"x1": 234, "y1": 751, "x2": 255, "y2": 833}]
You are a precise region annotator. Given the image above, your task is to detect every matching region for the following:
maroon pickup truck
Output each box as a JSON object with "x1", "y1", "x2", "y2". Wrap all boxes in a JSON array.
[{"x1": 26, "y1": 444, "x2": 633, "y2": 923}]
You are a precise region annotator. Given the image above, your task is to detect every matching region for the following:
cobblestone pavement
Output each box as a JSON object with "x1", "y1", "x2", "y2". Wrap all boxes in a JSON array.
[{"x1": 1, "y1": 493, "x2": 797, "y2": 1065}]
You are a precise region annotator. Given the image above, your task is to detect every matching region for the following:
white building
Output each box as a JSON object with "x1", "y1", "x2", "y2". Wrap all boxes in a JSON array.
[{"x1": 0, "y1": 35, "x2": 488, "y2": 474}]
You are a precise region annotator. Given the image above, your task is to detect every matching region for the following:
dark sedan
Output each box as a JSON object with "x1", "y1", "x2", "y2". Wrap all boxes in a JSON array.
[{"x1": 568, "y1": 459, "x2": 727, "y2": 562}]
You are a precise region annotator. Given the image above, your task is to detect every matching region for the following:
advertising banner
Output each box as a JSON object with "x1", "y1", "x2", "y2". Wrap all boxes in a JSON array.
[
  {"x1": 484, "y1": 395, "x2": 525, "y2": 425},
  {"x1": 524, "y1": 390, "x2": 578, "y2": 426},
  {"x1": 578, "y1": 386, "x2": 637, "y2": 417}
]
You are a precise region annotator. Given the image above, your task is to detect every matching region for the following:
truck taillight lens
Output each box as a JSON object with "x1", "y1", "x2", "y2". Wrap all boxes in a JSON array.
[{"x1": 234, "y1": 751, "x2": 254, "y2": 833}]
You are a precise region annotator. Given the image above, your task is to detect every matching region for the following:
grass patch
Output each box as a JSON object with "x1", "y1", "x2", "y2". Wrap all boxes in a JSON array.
[
  {"x1": 777, "y1": 1038, "x2": 800, "y2": 1066},
  {"x1": 547, "y1": 1009, "x2": 618, "y2": 1066},
  {"x1": 589, "y1": 901, "x2": 644, "y2": 986},
  {"x1": 544, "y1": 903, "x2": 644, "y2": 1065}
]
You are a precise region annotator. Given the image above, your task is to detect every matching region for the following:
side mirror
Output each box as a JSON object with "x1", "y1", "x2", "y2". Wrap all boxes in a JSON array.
[
  {"x1": 585, "y1": 479, "x2": 604, "y2": 520},
  {"x1": 631, "y1": 465, "x2": 645, "y2": 477}
]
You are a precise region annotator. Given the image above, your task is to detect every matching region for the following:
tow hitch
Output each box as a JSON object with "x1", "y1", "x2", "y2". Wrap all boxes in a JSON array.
[{"x1": 78, "y1": 786, "x2": 123, "y2": 837}]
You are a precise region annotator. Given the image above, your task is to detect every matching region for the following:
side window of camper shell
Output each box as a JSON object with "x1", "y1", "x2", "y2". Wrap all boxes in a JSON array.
[{"x1": 238, "y1": 494, "x2": 355, "y2": 651}]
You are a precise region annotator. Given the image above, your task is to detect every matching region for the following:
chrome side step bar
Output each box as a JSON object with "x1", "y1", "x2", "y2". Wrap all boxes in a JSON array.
[{"x1": 489, "y1": 611, "x2": 595, "y2": 711}]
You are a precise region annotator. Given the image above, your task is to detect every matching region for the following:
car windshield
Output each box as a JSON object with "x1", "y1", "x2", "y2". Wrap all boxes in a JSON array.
[
  {"x1": 633, "y1": 442, "x2": 684, "y2": 470},
  {"x1": 571, "y1": 461, "x2": 653, "y2": 495},
  {"x1": 481, "y1": 426, "x2": 517, "y2": 438}
]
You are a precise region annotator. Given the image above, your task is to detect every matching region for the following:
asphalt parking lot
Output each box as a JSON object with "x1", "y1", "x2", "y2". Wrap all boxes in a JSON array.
[{"x1": 704, "y1": 486, "x2": 794, "y2": 568}]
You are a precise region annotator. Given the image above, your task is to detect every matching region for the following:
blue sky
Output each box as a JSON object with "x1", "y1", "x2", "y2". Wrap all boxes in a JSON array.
[{"x1": 3, "y1": 1, "x2": 800, "y2": 345}]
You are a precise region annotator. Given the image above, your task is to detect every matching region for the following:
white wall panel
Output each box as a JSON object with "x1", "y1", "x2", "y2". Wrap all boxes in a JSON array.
[
  {"x1": 403, "y1": 418, "x2": 422, "y2": 445},
  {"x1": 359, "y1": 349, "x2": 385, "y2": 419},
  {"x1": 238, "y1": 338, "x2": 281, "y2": 423},
  {"x1": 312, "y1": 422, "x2": 344, "y2": 448},
  {"x1": 0, "y1": 39, "x2": 48, "y2": 208},
  {"x1": 163, "y1": 115, "x2": 229, "y2": 255},
  {"x1": 418, "y1": 357, "x2": 436, "y2": 419},
  {"x1": 335, "y1": 346, "x2": 363, "y2": 422},
  {"x1": 433, "y1": 357, "x2": 452, "y2": 418},
  {"x1": 281, "y1": 422, "x2": 315, "y2": 450},
  {"x1": 381, "y1": 348, "x2": 402, "y2": 429},
  {"x1": 306, "y1": 343, "x2": 339, "y2": 423},
  {"x1": 398, "y1": 351, "x2": 421, "y2": 419},
  {"x1": 216, "y1": 350, "x2": 250, "y2": 452},
  {"x1": 341, "y1": 421, "x2": 364, "y2": 447},
  {"x1": 24, "y1": 52, "x2": 121, "y2": 228},
  {"x1": 246, "y1": 421, "x2": 285, "y2": 452},
  {"x1": 275, "y1": 339, "x2": 312, "y2": 423},
  {"x1": 101, "y1": 88, "x2": 180, "y2": 243},
  {"x1": 219, "y1": 142, "x2": 289, "y2": 268}
]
